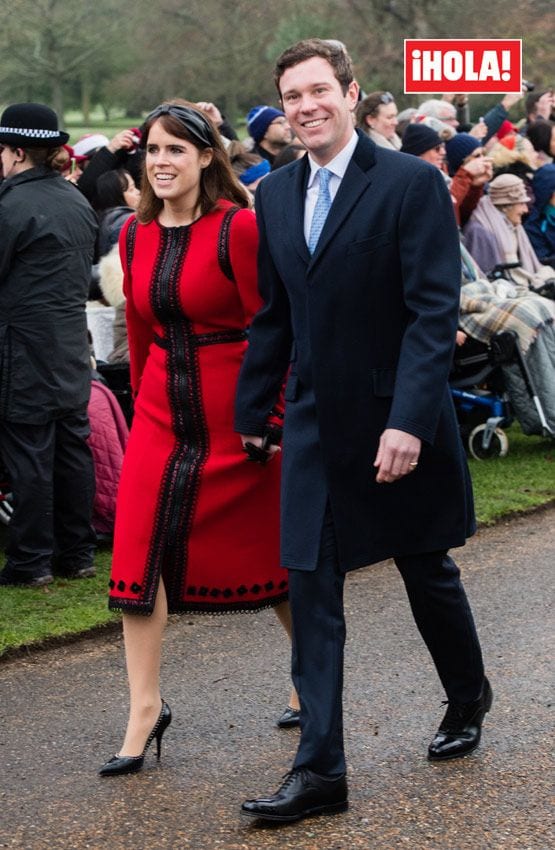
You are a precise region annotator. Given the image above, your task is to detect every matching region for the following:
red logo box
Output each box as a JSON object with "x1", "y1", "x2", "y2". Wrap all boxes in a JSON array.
[{"x1": 404, "y1": 39, "x2": 522, "y2": 94}]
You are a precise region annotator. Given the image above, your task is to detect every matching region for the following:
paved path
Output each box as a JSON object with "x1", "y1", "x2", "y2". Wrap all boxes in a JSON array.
[{"x1": 0, "y1": 508, "x2": 553, "y2": 850}]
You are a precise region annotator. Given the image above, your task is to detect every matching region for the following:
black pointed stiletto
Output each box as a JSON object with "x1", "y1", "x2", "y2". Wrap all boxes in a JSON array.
[{"x1": 99, "y1": 700, "x2": 172, "y2": 777}]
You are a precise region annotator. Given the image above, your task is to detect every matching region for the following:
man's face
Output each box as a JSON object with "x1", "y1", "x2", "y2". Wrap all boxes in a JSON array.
[
  {"x1": 263, "y1": 116, "x2": 293, "y2": 148},
  {"x1": 279, "y1": 56, "x2": 359, "y2": 166},
  {"x1": 438, "y1": 106, "x2": 458, "y2": 128}
]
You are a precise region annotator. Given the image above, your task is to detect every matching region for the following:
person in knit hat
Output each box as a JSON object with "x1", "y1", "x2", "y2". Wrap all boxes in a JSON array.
[
  {"x1": 246, "y1": 104, "x2": 293, "y2": 165},
  {"x1": 444, "y1": 133, "x2": 493, "y2": 226},
  {"x1": 400, "y1": 122, "x2": 445, "y2": 168},
  {"x1": 445, "y1": 132, "x2": 482, "y2": 176}
]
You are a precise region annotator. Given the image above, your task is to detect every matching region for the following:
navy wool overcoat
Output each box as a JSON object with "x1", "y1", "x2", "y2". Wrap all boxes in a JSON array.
[{"x1": 235, "y1": 130, "x2": 475, "y2": 571}]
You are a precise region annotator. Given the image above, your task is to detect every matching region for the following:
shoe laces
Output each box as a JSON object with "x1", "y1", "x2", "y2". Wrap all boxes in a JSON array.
[
  {"x1": 440, "y1": 696, "x2": 481, "y2": 731},
  {"x1": 279, "y1": 768, "x2": 309, "y2": 790}
]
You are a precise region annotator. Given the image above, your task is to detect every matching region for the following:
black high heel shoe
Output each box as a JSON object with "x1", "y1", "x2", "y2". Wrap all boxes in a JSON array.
[
  {"x1": 99, "y1": 700, "x2": 172, "y2": 776},
  {"x1": 276, "y1": 705, "x2": 301, "y2": 728}
]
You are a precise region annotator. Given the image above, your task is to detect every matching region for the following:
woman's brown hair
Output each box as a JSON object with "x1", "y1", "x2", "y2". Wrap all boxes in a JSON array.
[
  {"x1": 19, "y1": 146, "x2": 63, "y2": 169},
  {"x1": 137, "y1": 99, "x2": 249, "y2": 224},
  {"x1": 355, "y1": 92, "x2": 396, "y2": 131}
]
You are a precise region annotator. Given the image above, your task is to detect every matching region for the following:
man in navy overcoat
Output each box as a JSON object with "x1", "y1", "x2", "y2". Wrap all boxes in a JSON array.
[{"x1": 235, "y1": 38, "x2": 492, "y2": 823}]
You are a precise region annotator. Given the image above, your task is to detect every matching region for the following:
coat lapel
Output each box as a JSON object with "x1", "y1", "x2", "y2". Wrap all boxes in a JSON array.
[{"x1": 288, "y1": 155, "x2": 311, "y2": 264}]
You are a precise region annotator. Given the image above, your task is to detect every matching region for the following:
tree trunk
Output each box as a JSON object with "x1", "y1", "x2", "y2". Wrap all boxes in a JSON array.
[
  {"x1": 51, "y1": 77, "x2": 65, "y2": 127},
  {"x1": 81, "y1": 77, "x2": 92, "y2": 124}
]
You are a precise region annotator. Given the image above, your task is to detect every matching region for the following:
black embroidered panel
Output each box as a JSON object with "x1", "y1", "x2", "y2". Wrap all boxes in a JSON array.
[
  {"x1": 139, "y1": 225, "x2": 209, "y2": 611},
  {"x1": 217, "y1": 206, "x2": 240, "y2": 283},
  {"x1": 125, "y1": 218, "x2": 138, "y2": 275},
  {"x1": 153, "y1": 329, "x2": 247, "y2": 350},
  {"x1": 108, "y1": 589, "x2": 289, "y2": 616}
]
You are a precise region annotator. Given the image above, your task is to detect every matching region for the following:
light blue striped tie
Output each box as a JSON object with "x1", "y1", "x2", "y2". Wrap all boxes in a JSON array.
[{"x1": 308, "y1": 167, "x2": 332, "y2": 255}]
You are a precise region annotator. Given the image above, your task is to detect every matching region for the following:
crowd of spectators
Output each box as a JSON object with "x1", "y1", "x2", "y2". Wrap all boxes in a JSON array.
[{"x1": 0, "y1": 75, "x2": 554, "y2": 586}]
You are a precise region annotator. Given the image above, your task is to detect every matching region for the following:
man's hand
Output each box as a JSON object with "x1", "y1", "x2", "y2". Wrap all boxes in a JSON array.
[
  {"x1": 240, "y1": 434, "x2": 281, "y2": 463},
  {"x1": 374, "y1": 428, "x2": 421, "y2": 483}
]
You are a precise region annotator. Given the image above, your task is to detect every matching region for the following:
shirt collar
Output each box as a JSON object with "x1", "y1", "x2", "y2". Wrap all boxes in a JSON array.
[{"x1": 307, "y1": 131, "x2": 358, "y2": 187}]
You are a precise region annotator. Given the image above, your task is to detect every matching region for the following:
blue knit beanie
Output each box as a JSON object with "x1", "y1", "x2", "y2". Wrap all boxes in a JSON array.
[
  {"x1": 246, "y1": 105, "x2": 285, "y2": 143},
  {"x1": 445, "y1": 132, "x2": 482, "y2": 176}
]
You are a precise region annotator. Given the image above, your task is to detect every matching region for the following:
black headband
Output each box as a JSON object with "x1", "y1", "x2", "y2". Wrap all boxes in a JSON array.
[{"x1": 144, "y1": 104, "x2": 215, "y2": 147}]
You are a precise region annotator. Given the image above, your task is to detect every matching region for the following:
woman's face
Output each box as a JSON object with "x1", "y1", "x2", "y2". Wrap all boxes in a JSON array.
[
  {"x1": 502, "y1": 202, "x2": 529, "y2": 226},
  {"x1": 420, "y1": 143, "x2": 445, "y2": 169},
  {"x1": 366, "y1": 102, "x2": 398, "y2": 139},
  {"x1": 145, "y1": 119, "x2": 212, "y2": 207},
  {"x1": 122, "y1": 173, "x2": 141, "y2": 209}
]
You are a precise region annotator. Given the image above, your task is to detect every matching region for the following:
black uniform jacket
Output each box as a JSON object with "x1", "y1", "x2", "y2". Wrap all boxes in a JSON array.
[
  {"x1": 235, "y1": 131, "x2": 475, "y2": 571},
  {"x1": 0, "y1": 166, "x2": 98, "y2": 423}
]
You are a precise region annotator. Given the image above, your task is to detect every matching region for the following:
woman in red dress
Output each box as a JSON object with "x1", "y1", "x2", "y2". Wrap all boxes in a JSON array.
[{"x1": 100, "y1": 102, "x2": 298, "y2": 776}]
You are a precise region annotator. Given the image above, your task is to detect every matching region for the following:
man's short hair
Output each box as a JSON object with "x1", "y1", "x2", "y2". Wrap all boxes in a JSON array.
[{"x1": 274, "y1": 38, "x2": 354, "y2": 96}]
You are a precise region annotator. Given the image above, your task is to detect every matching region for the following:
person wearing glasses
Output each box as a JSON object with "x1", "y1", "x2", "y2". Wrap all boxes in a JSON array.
[
  {"x1": 355, "y1": 90, "x2": 401, "y2": 150},
  {"x1": 400, "y1": 122, "x2": 446, "y2": 169},
  {"x1": 99, "y1": 99, "x2": 300, "y2": 777},
  {"x1": 246, "y1": 104, "x2": 294, "y2": 165}
]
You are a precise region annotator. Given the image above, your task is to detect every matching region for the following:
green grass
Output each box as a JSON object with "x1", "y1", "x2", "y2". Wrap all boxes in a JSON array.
[
  {"x1": 469, "y1": 426, "x2": 554, "y2": 524},
  {"x1": 0, "y1": 424, "x2": 553, "y2": 656},
  {"x1": 0, "y1": 546, "x2": 119, "y2": 656}
]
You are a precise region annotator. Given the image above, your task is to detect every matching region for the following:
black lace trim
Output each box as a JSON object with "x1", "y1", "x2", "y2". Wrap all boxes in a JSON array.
[
  {"x1": 135, "y1": 225, "x2": 210, "y2": 611},
  {"x1": 125, "y1": 217, "x2": 137, "y2": 275},
  {"x1": 153, "y1": 329, "x2": 247, "y2": 349},
  {"x1": 195, "y1": 329, "x2": 247, "y2": 346},
  {"x1": 108, "y1": 589, "x2": 289, "y2": 616},
  {"x1": 217, "y1": 206, "x2": 241, "y2": 283}
]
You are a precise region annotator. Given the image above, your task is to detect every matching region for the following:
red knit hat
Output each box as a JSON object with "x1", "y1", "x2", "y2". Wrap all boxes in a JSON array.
[{"x1": 496, "y1": 119, "x2": 517, "y2": 141}]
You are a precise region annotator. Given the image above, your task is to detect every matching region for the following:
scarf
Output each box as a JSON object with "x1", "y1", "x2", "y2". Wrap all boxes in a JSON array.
[
  {"x1": 471, "y1": 194, "x2": 543, "y2": 274},
  {"x1": 366, "y1": 128, "x2": 401, "y2": 151}
]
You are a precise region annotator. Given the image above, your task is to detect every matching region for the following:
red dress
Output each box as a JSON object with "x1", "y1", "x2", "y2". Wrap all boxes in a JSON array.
[{"x1": 108, "y1": 202, "x2": 286, "y2": 614}]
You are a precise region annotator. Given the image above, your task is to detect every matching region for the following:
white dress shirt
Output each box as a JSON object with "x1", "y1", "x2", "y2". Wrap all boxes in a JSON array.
[{"x1": 303, "y1": 131, "x2": 358, "y2": 246}]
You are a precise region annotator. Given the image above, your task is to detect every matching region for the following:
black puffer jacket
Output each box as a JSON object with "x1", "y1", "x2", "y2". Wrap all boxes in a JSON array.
[{"x1": 0, "y1": 166, "x2": 98, "y2": 423}]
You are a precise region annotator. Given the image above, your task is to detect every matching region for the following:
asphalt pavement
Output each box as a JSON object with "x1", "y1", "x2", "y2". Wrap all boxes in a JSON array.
[{"x1": 0, "y1": 507, "x2": 553, "y2": 850}]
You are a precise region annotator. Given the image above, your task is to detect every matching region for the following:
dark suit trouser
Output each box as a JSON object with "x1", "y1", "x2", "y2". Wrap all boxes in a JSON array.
[
  {"x1": 289, "y1": 507, "x2": 485, "y2": 777},
  {"x1": 0, "y1": 411, "x2": 96, "y2": 578}
]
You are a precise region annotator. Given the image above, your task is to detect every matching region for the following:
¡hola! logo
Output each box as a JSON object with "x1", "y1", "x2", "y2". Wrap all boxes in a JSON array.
[{"x1": 404, "y1": 39, "x2": 522, "y2": 94}]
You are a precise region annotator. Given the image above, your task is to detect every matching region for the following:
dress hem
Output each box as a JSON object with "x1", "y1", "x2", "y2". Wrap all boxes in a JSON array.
[{"x1": 108, "y1": 590, "x2": 288, "y2": 616}]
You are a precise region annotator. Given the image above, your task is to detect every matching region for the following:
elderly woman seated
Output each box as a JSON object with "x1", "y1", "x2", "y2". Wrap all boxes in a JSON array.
[
  {"x1": 463, "y1": 173, "x2": 555, "y2": 296},
  {"x1": 458, "y1": 243, "x2": 555, "y2": 437}
]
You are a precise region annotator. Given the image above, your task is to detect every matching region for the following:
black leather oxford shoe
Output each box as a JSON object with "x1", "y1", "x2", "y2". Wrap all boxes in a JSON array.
[
  {"x1": 276, "y1": 706, "x2": 301, "y2": 729},
  {"x1": 241, "y1": 767, "x2": 348, "y2": 823},
  {"x1": 428, "y1": 676, "x2": 493, "y2": 761}
]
